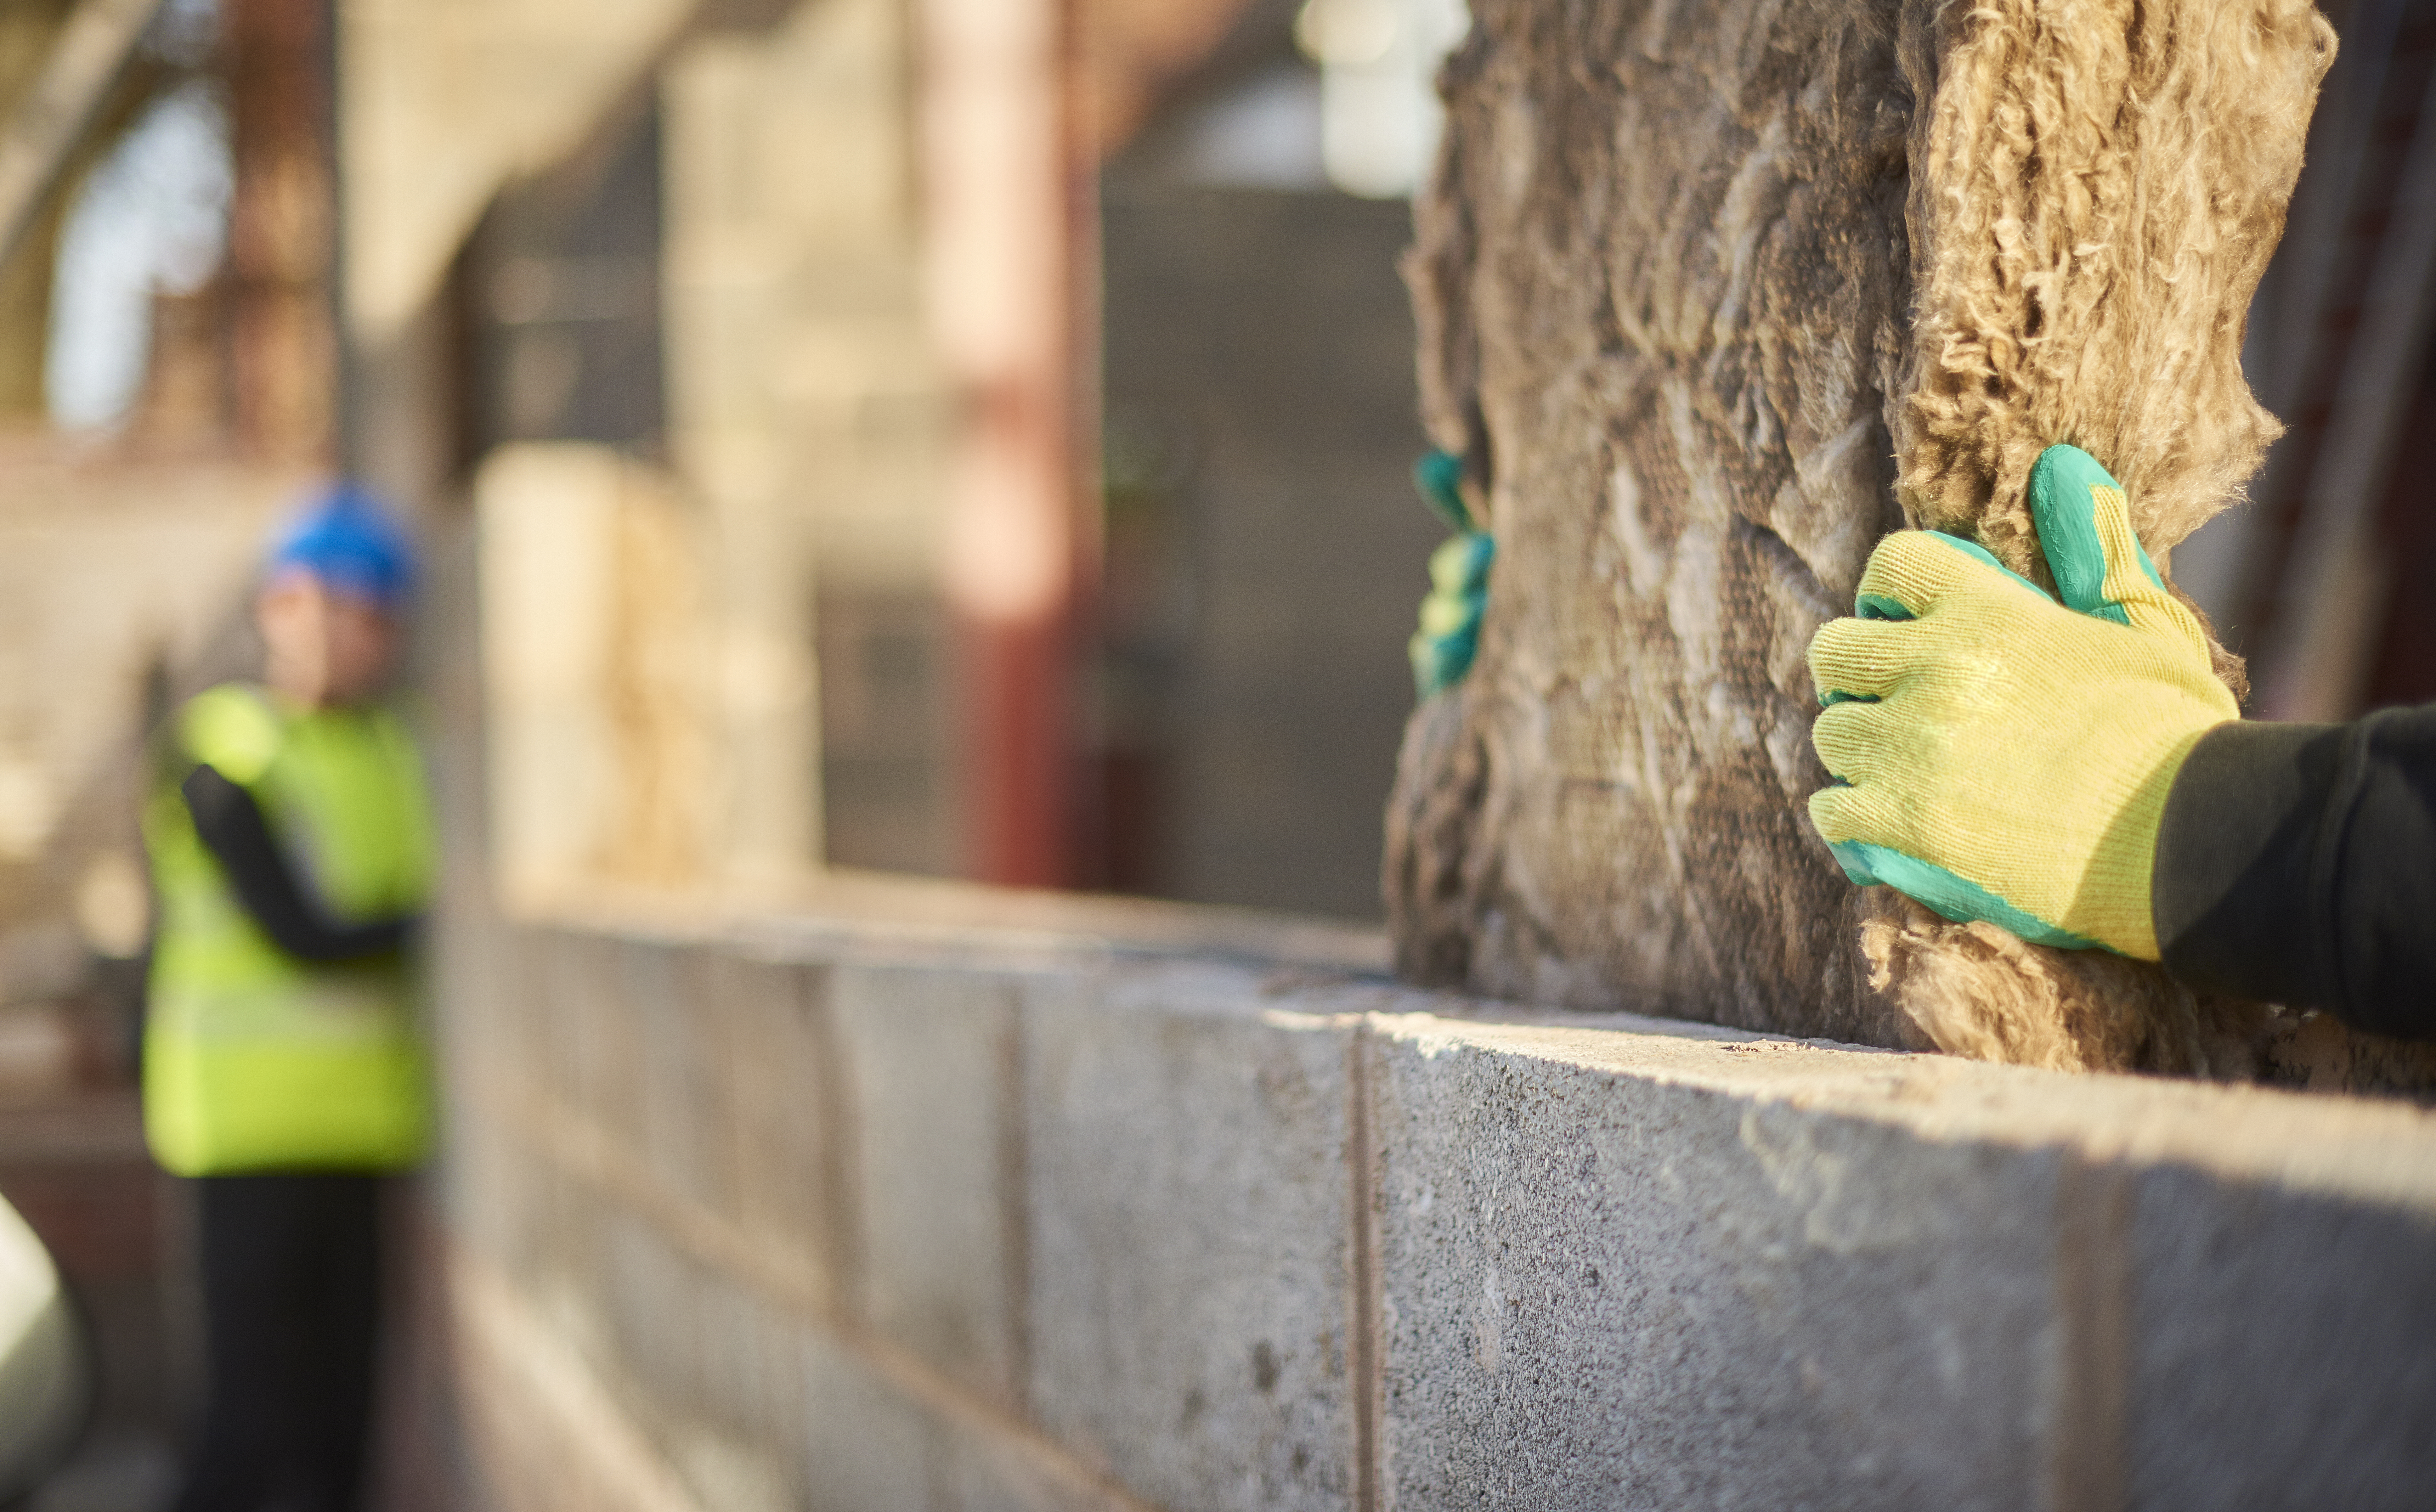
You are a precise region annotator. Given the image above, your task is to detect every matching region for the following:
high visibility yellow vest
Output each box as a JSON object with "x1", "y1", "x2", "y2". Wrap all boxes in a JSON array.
[{"x1": 141, "y1": 684, "x2": 434, "y2": 1175}]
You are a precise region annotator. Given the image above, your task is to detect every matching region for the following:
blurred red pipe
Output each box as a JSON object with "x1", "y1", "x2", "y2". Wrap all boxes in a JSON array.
[{"x1": 920, "y1": 0, "x2": 1096, "y2": 889}]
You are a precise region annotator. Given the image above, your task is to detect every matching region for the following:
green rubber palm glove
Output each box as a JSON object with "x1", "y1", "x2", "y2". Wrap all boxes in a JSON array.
[
  {"x1": 1409, "y1": 450, "x2": 1494, "y2": 699},
  {"x1": 1806, "y1": 445, "x2": 2238, "y2": 958}
]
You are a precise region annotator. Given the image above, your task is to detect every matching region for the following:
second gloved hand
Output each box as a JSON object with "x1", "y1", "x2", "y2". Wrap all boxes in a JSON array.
[
  {"x1": 1806, "y1": 445, "x2": 2239, "y2": 959},
  {"x1": 1408, "y1": 449, "x2": 1493, "y2": 699}
]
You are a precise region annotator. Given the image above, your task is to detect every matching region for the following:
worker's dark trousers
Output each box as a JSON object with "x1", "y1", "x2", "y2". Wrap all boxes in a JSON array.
[{"x1": 173, "y1": 1173, "x2": 383, "y2": 1512}]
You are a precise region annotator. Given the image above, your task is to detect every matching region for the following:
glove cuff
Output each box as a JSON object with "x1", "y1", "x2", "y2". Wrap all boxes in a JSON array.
[{"x1": 2072, "y1": 720, "x2": 2227, "y2": 960}]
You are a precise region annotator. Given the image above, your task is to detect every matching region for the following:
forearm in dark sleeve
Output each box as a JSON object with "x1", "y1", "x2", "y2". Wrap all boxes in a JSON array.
[
  {"x1": 2153, "y1": 706, "x2": 2436, "y2": 1037},
  {"x1": 180, "y1": 764, "x2": 417, "y2": 964}
]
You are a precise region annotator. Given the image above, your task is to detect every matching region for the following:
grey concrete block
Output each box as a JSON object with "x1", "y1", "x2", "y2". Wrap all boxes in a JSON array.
[
  {"x1": 439, "y1": 1092, "x2": 526, "y2": 1270},
  {"x1": 667, "y1": 1422, "x2": 797, "y2": 1512},
  {"x1": 513, "y1": 1147, "x2": 620, "y2": 1378},
  {"x1": 432, "y1": 918, "x2": 526, "y2": 1150},
  {"x1": 710, "y1": 953, "x2": 845, "y2": 1301},
  {"x1": 937, "y1": 1424, "x2": 1129, "y2": 1512},
  {"x1": 793, "y1": 1328, "x2": 940, "y2": 1512},
  {"x1": 431, "y1": 880, "x2": 516, "y2": 1083},
  {"x1": 600, "y1": 1204, "x2": 709, "y2": 1416},
  {"x1": 1022, "y1": 961, "x2": 1356, "y2": 1512},
  {"x1": 630, "y1": 1250, "x2": 815, "y2": 1512},
  {"x1": 455, "y1": 1091, "x2": 581, "y2": 1293},
  {"x1": 502, "y1": 926, "x2": 590, "y2": 1112},
  {"x1": 691, "y1": 1269, "x2": 813, "y2": 1465},
  {"x1": 1369, "y1": 1018, "x2": 2063, "y2": 1512},
  {"x1": 2127, "y1": 1158, "x2": 2436, "y2": 1510},
  {"x1": 547, "y1": 927, "x2": 646, "y2": 1132},
  {"x1": 623, "y1": 939, "x2": 724, "y2": 1206},
  {"x1": 832, "y1": 963, "x2": 1026, "y2": 1405}
]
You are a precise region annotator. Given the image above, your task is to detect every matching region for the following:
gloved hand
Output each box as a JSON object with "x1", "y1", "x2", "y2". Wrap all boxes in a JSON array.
[
  {"x1": 1409, "y1": 449, "x2": 1494, "y2": 699},
  {"x1": 1806, "y1": 444, "x2": 2239, "y2": 958}
]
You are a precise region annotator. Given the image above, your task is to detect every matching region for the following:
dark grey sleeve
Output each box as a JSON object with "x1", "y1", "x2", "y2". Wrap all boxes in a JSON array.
[
  {"x1": 180, "y1": 764, "x2": 417, "y2": 965},
  {"x1": 2153, "y1": 706, "x2": 2436, "y2": 1038}
]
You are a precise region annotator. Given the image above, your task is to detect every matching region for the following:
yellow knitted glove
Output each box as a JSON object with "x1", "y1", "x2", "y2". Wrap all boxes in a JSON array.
[{"x1": 1806, "y1": 445, "x2": 2238, "y2": 958}]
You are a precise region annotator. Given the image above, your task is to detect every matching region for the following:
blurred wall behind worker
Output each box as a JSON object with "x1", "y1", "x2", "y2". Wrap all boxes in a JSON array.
[{"x1": 448, "y1": 0, "x2": 1457, "y2": 920}]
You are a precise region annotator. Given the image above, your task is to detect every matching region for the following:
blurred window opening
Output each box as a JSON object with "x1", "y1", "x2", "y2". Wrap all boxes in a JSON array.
[
  {"x1": 1092, "y1": 186, "x2": 1445, "y2": 916},
  {"x1": 1134, "y1": 63, "x2": 1327, "y2": 192},
  {"x1": 1293, "y1": 0, "x2": 1466, "y2": 199},
  {"x1": 46, "y1": 79, "x2": 233, "y2": 432},
  {"x1": 1090, "y1": 0, "x2": 1463, "y2": 914},
  {"x1": 459, "y1": 104, "x2": 666, "y2": 460}
]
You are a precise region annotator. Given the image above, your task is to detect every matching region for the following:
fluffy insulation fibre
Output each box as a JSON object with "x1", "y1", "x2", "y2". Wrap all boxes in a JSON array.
[{"x1": 1387, "y1": 0, "x2": 2334, "y2": 1073}]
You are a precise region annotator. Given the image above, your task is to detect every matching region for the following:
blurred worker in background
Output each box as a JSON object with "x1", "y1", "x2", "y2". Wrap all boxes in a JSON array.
[
  {"x1": 141, "y1": 486, "x2": 432, "y2": 1512},
  {"x1": 1807, "y1": 445, "x2": 2434, "y2": 1036}
]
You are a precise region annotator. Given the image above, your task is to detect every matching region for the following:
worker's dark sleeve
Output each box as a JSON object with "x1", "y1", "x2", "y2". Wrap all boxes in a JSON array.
[
  {"x1": 179, "y1": 764, "x2": 416, "y2": 964},
  {"x1": 2153, "y1": 704, "x2": 2436, "y2": 1037}
]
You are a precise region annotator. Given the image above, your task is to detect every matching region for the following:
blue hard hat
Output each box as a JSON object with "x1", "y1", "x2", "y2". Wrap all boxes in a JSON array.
[{"x1": 264, "y1": 483, "x2": 416, "y2": 609}]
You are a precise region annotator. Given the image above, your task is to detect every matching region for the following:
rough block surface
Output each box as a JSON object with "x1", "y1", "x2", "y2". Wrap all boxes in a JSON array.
[
  {"x1": 832, "y1": 962, "x2": 1027, "y2": 1405},
  {"x1": 439, "y1": 892, "x2": 2436, "y2": 1512},
  {"x1": 1370, "y1": 1024, "x2": 2060, "y2": 1509},
  {"x1": 1021, "y1": 964, "x2": 1357, "y2": 1512}
]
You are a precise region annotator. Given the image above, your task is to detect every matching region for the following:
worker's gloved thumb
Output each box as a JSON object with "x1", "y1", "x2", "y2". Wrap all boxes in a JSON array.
[
  {"x1": 2027, "y1": 445, "x2": 2213, "y2": 659},
  {"x1": 1412, "y1": 449, "x2": 1475, "y2": 534}
]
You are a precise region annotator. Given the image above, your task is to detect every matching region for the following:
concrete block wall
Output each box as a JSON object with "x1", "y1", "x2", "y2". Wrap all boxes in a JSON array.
[{"x1": 434, "y1": 887, "x2": 2436, "y2": 1511}]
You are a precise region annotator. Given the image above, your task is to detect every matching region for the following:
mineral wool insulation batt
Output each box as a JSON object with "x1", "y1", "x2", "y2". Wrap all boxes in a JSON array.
[{"x1": 1386, "y1": 0, "x2": 2337, "y2": 1077}]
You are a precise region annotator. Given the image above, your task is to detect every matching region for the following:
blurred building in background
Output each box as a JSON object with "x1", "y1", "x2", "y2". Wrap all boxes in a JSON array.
[
  {"x1": 2, "y1": 0, "x2": 2432, "y2": 1502},
  {"x1": 376, "y1": 0, "x2": 1455, "y2": 915},
  {"x1": 1096, "y1": 170, "x2": 1434, "y2": 913},
  {"x1": 0, "y1": 0, "x2": 1461, "y2": 1496}
]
